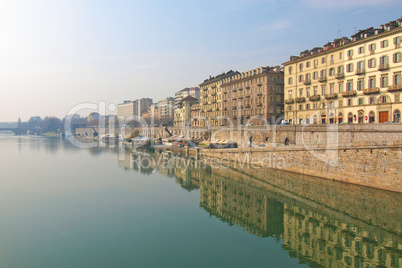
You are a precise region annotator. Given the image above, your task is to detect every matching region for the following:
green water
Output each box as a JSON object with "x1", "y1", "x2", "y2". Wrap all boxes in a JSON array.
[{"x1": 0, "y1": 135, "x2": 400, "y2": 267}]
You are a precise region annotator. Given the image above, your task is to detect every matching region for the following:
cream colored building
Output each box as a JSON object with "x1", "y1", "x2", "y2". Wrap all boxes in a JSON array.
[
  {"x1": 221, "y1": 66, "x2": 284, "y2": 126},
  {"x1": 283, "y1": 18, "x2": 402, "y2": 124},
  {"x1": 174, "y1": 95, "x2": 198, "y2": 127},
  {"x1": 199, "y1": 70, "x2": 239, "y2": 126}
]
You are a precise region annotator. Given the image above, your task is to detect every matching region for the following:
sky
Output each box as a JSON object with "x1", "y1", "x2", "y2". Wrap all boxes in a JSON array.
[{"x1": 0, "y1": 0, "x2": 401, "y2": 122}]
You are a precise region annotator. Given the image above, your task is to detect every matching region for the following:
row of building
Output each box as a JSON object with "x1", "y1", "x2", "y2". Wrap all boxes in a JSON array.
[{"x1": 118, "y1": 17, "x2": 402, "y2": 126}]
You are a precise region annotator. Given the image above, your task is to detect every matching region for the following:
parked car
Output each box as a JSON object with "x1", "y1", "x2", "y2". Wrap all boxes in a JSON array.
[{"x1": 280, "y1": 120, "x2": 289, "y2": 125}]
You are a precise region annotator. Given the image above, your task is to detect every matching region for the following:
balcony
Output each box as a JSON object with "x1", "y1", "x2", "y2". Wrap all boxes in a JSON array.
[
  {"x1": 363, "y1": 87, "x2": 380, "y2": 95},
  {"x1": 284, "y1": 98, "x2": 295, "y2": 104},
  {"x1": 245, "y1": 95, "x2": 250, "y2": 98},
  {"x1": 335, "y1": 72, "x2": 344, "y2": 79},
  {"x1": 211, "y1": 100, "x2": 217, "y2": 103},
  {"x1": 223, "y1": 91, "x2": 227, "y2": 94},
  {"x1": 232, "y1": 97, "x2": 237, "y2": 100},
  {"x1": 303, "y1": 79, "x2": 311, "y2": 85},
  {"x1": 378, "y1": 63, "x2": 389, "y2": 71},
  {"x1": 215, "y1": 108, "x2": 220, "y2": 111},
  {"x1": 388, "y1": 84, "x2": 402, "y2": 92},
  {"x1": 202, "y1": 88, "x2": 208, "y2": 91},
  {"x1": 369, "y1": 50, "x2": 375, "y2": 55},
  {"x1": 295, "y1": 97, "x2": 306, "y2": 103},
  {"x1": 355, "y1": 68, "x2": 365, "y2": 75},
  {"x1": 232, "y1": 106, "x2": 237, "y2": 110},
  {"x1": 238, "y1": 96, "x2": 243, "y2": 99},
  {"x1": 342, "y1": 90, "x2": 357, "y2": 97},
  {"x1": 238, "y1": 88, "x2": 243, "y2": 91},
  {"x1": 223, "y1": 108, "x2": 227, "y2": 111},
  {"x1": 257, "y1": 83, "x2": 262, "y2": 87},
  {"x1": 245, "y1": 86, "x2": 250, "y2": 89},
  {"x1": 233, "y1": 89, "x2": 237, "y2": 92},
  {"x1": 257, "y1": 102, "x2": 263, "y2": 107},
  {"x1": 207, "y1": 109, "x2": 212, "y2": 112},
  {"x1": 203, "y1": 94, "x2": 208, "y2": 97},
  {"x1": 309, "y1": 95, "x2": 321, "y2": 101},
  {"x1": 245, "y1": 105, "x2": 250, "y2": 108},
  {"x1": 202, "y1": 101, "x2": 208, "y2": 105},
  {"x1": 318, "y1": 76, "x2": 327, "y2": 82},
  {"x1": 211, "y1": 92, "x2": 217, "y2": 96},
  {"x1": 325, "y1": 93, "x2": 338, "y2": 100}
]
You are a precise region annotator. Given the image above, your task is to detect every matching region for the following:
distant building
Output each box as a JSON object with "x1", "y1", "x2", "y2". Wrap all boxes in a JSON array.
[
  {"x1": 221, "y1": 66, "x2": 284, "y2": 125},
  {"x1": 175, "y1": 87, "x2": 200, "y2": 108},
  {"x1": 283, "y1": 17, "x2": 402, "y2": 124},
  {"x1": 117, "y1": 98, "x2": 153, "y2": 121},
  {"x1": 158, "y1": 97, "x2": 175, "y2": 119},
  {"x1": 174, "y1": 95, "x2": 198, "y2": 126}
]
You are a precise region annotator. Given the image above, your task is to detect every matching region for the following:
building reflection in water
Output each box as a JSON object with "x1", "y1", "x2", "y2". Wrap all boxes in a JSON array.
[{"x1": 118, "y1": 150, "x2": 401, "y2": 268}]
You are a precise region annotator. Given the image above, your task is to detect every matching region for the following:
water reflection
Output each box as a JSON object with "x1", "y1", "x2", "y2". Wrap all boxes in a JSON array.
[{"x1": 118, "y1": 149, "x2": 402, "y2": 268}]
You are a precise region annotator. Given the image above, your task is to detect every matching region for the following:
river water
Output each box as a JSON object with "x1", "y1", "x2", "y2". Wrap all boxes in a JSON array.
[{"x1": 0, "y1": 135, "x2": 400, "y2": 267}]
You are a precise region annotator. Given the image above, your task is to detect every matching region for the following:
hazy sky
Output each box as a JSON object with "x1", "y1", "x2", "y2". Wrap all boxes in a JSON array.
[{"x1": 1, "y1": 0, "x2": 401, "y2": 121}]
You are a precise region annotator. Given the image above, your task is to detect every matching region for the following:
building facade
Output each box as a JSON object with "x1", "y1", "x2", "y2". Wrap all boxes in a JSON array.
[
  {"x1": 283, "y1": 18, "x2": 402, "y2": 124},
  {"x1": 175, "y1": 87, "x2": 200, "y2": 108},
  {"x1": 174, "y1": 95, "x2": 198, "y2": 127},
  {"x1": 158, "y1": 97, "x2": 175, "y2": 119},
  {"x1": 221, "y1": 66, "x2": 284, "y2": 126},
  {"x1": 199, "y1": 70, "x2": 239, "y2": 126}
]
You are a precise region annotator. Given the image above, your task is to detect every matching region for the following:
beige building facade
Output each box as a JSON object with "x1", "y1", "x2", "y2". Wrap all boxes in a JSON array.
[
  {"x1": 283, "y1": 18, "x2": 402, "y2": 124},
  {"x1": 221, "y1": 66, "x2": 284, "y2": 126}
]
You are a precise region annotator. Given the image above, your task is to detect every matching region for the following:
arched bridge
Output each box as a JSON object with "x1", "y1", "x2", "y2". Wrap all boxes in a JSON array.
[{"x1": 0, "y1": 128, "x2": 41, "y2": 135}]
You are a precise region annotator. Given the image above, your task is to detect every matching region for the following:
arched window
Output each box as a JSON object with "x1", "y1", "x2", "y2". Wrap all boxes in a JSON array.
[
  {"x1": 358, "y1": 111, "x2": 364, "y2": 124},
  {"x1": 348, "y1": 112, "x2": 353, "y2": 123},
  {"x1": 338, "y1": 113, "x2": 343, "y2": 124}
]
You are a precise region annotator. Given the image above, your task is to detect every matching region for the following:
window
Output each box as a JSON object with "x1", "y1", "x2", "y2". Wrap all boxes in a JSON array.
[
  {"x1": 347, "y1": 81, "x2": 353, "y2": 91},
  {"x1": 313, "y1": 103, "x2": 318, "y2": 109},
  {"x1": 299, "y1": 63, "x2": 303, "y2": 71},
  {"x1": 357, "y1": 61, "x2": 365, "y2": 71},
  {"x1": 321, "y1": 86, "x2": 326, "y2": 95},
  {"x1": 288, "y1": 77, "x2": 292, "y2": 84},
  {"x1": 299, "y1": 104, "x2": 303, "y2": 110},
  {"x1": 347, "y1": 49, "x2": 353, "y2": 57},
  {"x1": 396, "y1": 94, "x2": 400, "y2": 102},
  {"x1": 347, "y1": 63, "x2": 354, "y2": 72},
  {"x1": 369, "y1": 77, "x2": 376, "y2": 88},
  {"x1": 338, "y1": 83, "x2": 343, "y2": 93},
  {"x1": 305, "y1": 73, "x2": 311, "y2": 81},
  {"x1": 330, "y1": 55, "x2": 334, "y2": 63},
  {"x1": 289, "y1": 90, "x2": 292, "y2": 98},
  {"x1": 369, "y1": 97, "x2": 375, "y2": 104},
  {"x1": 368, "y1": 58, "x2": 376, "y2": 68},
  {"x1": 348, "y1": 99, "x2": 353, "y2": 106},
  {"x1": 313, "y1": 72, "x2": 318, "y2": 79},
  {"x1": 394, "y1": 73, "x2": 401, "y2": 85},
  {"x1": 329, "y1": 68, "x2": 335, "y2": 76},
  {"x1": 299, "y1": 88, "x2": 303, "y2": 97},
  {"x1": 288, "y1": 66, "x2": 292, "y2": 74},
  {"x1": 369, "y1": 43, "x2": 376, "y2": 51},
  {"x1": 306, "y1": 104, "x2": 310, "y2": 110},
  {"x1": 320, "y1": 70, "x2": 326, "y2": 78},
  {"x1": 393, "y1": 52, "x2": 401, "y2": 63},
  {"x1": 337, "y1": 65, "x2": 344, "y2": 74},
  {"x1": 330, "y1": 84, "x2": 334, "y2": 94},
  {"x1": 299, "y1": 75, "x2": 303, "y2": 82},
  {"x1": 358, "y1": 98, "x2": 364, "y2": 105},
  {"x1": 288, "y1": 106, "x2": 292, "y2": 111},
  {"x1": 339, "y1": 52, "x2": 343, "y2": 59},
  {"x1": 321, "y1": 57, "x2": 326, "y2": 64},
  {"x1": 357, "y1": 79, "x2": 364, "y2": 90},
  {"x1": 306, "y1": 61, "x2": 310, "y2": 67},
  {"x1": 358, "y1": 46, "x2": 364, "y2": 54},
  {"x1": 338, "y1": 100, "x2": 343, "y2": 107},
  {"x1": 381, "y1": 75, "x2": 388, "y2": 88},
  {"x1": 380, "y1": 55, "x2": 389, "y2": 65},
  {"x1": 394, "y1": 36, "x2": 401, "y2": 45},
  {"x1": 381, "y1": 40, "x2": 388, "y2": 48},
  {"x1": 306, "y1": 88, "x2": 310, "y2": 97},
  {"x1": 314, "y1": 59, "x2": 318, "y2": 67}
]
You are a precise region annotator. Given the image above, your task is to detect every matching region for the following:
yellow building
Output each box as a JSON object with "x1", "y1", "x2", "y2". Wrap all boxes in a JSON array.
[
  {"x1": 283, "y1": 18, "x2": 402, "y2": 124},
  {"x1": 199, "y1": 70, "x2": 239, "y2": 126},
  {"x1": 173, "y1": 95, "x2": 198, "y2": 127}
]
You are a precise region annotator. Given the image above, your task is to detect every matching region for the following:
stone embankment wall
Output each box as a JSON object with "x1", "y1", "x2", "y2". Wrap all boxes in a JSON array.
[{"x1": 198, "y1": 145, "x2": 401, "y2": 193}]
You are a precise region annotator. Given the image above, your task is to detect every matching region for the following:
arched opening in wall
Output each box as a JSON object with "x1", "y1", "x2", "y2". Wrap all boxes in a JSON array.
[
  {"x1": 369, "y1": 111, "x2": 375, "y2": 123},
  {"x1": 329, "y1": 113, "x2": 335, "y2": 124},
  {"x1": 394, "y1": 109, "x2": 401, "y2": 123},
  {"x1": 358, "y1": 111, "x2": 364, "y2": 124},
  {"x1": 348, "y1": 112, "x2": 353, "y2": 123},
  {"x1": 338, "y1": 113, "x2": 343, "y2": 124},
  {"x1": 284, "y1": 138, "x2": 289, "y2": 146}
]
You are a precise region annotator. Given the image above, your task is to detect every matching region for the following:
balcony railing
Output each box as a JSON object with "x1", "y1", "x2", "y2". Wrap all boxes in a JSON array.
[
  {"x1": 257, "y1": 92, "x2": 262, "y2": 96},
  {"x1": 284, "y1": 98, "x2": 295, "y2": 104},
  {"x1": 355, "y1": 68, "x2": 365, "y2": 75},
  {"x1": 335, "y1": 72, "x2": 344, "y2": 79},
  {"x1": 342, "y1": 90, "x2": 357, "y2": 97},
  {"x1": 388, "y1": 84, "x2": 402, "y2": 92},
  {"x1": 378, "y1": 63, "x2": 389, "y2": 71},
  {"x1": 238, "y1": 96, "x2": 243, "y2": 99},
  {"x1": 238, "y1": 88, "x2": 243, "y2": 91},
  {"x1": 295, "y1": 97, "x2": 306, "y2": 103},
  {"x1": 363, "y1": 87, "x2": 380, "y2": 95},
  {"x1": 318, "y1": 76, "x2": 327, "y2": 82},
  {"x1": 257, "y1": 83, "x2": 262, "y2": 87},
  {"x1": 303, "y1": 79, "x2": 311, "y2": 85},
  {"x1": 309, "y1": 95, "x2": 320, "y2": 101},
  {"x1": 325, "y1": 93, "x2": 338, "y2": 100},
  {"x1": 245, "y1": 86, "x2": 250, "y2": 89}
]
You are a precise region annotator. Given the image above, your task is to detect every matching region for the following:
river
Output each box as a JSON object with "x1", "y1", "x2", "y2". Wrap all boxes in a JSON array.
[{"x1": 0, "y1": 135, "x2": 400, "y2": 267}]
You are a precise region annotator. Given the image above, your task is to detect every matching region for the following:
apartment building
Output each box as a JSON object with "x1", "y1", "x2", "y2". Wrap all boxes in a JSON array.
[
  {"x1": 221, "y1": 66, "x2": 284, "y2": 126},
  {"x1": 283, "y1": 18, "x2": 402, "y2": 124},
  {"x1": 158, "y1": 97, "x2": 175, "y2": 119},
  {"x1": 174, "y1": 87, "x2": 200, "y2": 108},
  {"x1": 199, "y1": 70, "x2": 239, "y2": 126},
  {"x1": 173, "y1": 95, "x2": 198, "y2": 127}
]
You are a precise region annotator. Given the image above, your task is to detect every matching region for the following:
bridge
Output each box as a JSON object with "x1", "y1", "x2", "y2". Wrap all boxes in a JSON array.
[{"x1": 0, "y1": 128, "x2": 41, "y2": 135}]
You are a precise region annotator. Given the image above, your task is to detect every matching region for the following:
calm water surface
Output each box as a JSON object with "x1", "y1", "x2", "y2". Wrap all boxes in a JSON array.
[{"x1": 0, "y1": 135, "x2": 400, "y2": 267}]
